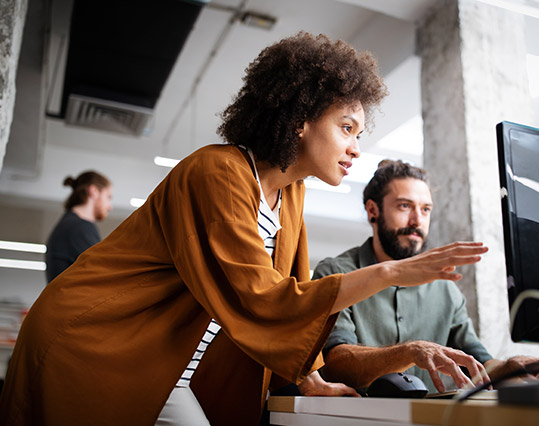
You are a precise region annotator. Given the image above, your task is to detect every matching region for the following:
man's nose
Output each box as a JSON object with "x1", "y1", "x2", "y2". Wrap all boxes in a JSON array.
[{"x1": 409, "y1": 208, "x2": 422, "y2": 227}]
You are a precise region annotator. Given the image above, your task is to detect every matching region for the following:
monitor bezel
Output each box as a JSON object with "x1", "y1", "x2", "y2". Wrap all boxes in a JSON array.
[{"x1": 496, "y1": 120, "x2": 539, "y2": 342}]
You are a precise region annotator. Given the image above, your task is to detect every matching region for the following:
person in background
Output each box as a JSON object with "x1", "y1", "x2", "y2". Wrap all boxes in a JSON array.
[
  {"x1": 0, "y1": 33, "x2": 487, "y2": 426},
  {"x1": 313, "y1": 159, "x2": 537, "y2": 394},
  {"x1": 45, "y1": 170, "x2": 112, "y2": 283}
]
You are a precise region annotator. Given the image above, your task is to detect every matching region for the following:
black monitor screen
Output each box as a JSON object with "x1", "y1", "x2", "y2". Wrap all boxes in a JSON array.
[{"x1": 497, "y1": 121, "x2": 539, "y2": 342}]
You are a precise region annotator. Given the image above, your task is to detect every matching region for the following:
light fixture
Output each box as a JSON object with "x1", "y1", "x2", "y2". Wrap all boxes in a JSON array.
[
  {"x1": 0, "y1": 240, "x2": 47, "y2": 253},
  {"x1": 154, "y1": 156, "x2": 180, "y2": 168},
  {"x1": 0, "y1": 258, "x2": 47, "y2": 271},
  {"x1": 130, "y1": 198, "x2": 146, "y2": 208},
  {"x1": 240, "y1": 12, "x2": 277, "y2": 30}
]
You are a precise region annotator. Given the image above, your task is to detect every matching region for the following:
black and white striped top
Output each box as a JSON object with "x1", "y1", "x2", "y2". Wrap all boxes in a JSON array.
[{"x1": 177, "y1": 147, "x2": 282, "y2": 387}]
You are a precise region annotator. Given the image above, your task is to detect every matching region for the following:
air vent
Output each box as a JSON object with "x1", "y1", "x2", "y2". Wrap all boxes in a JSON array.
[{"x1": 64, "y1": 94, "x2": 152, "y2": 136}]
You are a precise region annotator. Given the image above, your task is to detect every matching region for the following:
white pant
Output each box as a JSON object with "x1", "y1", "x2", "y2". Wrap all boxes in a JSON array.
[{"x1": 156, "y1": 386, "x2": 211, "y2": 426}]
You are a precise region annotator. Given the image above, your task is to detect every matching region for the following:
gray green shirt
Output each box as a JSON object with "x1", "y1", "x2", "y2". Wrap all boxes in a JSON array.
[{"x1": 312, "y1": 238, "x2": 492, "y2": 393}]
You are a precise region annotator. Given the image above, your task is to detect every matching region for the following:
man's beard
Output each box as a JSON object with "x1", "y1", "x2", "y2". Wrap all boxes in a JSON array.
[
  {"x1": 377, "y1": 212, "x2": 427, "y2": 260},
  {"x1": 94, "y1": 204, "x2": 106, "y2": 222}
]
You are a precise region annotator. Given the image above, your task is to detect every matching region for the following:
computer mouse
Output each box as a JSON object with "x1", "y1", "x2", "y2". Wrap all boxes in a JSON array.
[{"x1": 366, "y1": 372, "x2": 428, "y2": 398}]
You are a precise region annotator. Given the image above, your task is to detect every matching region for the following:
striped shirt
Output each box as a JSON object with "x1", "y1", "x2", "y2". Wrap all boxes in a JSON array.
[{"x1": 177, "y1": 147, "x2": 281, "y2": 387}]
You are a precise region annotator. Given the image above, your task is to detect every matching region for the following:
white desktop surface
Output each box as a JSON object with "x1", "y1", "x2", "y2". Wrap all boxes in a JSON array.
[
  {"x1": 270, "y1": 411, "x2": 425, "y2": 426},
  {"x1": 267, "y1": 395, "x2": 539, "y2": 426}
]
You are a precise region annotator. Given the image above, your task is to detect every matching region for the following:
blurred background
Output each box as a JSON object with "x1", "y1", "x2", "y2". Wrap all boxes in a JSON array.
[{"x1": 1, "y1": 0, "x2": 538, "y2": 371}]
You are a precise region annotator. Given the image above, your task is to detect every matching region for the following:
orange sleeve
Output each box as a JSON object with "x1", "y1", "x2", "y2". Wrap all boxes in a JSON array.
[{"x1": 158, "y1": 145, "x2": 341, "y2": 383}]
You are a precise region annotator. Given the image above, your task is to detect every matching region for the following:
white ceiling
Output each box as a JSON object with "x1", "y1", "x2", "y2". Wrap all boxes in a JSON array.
[
  {"x1": 1, "y1": 0, "x2": 434, "y2": 216},
  {"x1": 0, "y1": 0, "x2": 464, "y2": 273},
  {"x1": 3, "y1": 0, "x2": 539, "y2": 217},
  {"x1": 1, "y1": 0, "x2": 538, "y2": 278}
]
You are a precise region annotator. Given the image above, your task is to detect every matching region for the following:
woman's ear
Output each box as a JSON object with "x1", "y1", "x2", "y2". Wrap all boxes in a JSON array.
[{"x1": 296, "y1": 122, "x2": 305, "y2": 138}]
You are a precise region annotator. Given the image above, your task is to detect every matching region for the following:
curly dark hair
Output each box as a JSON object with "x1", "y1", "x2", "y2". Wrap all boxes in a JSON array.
[
  {"x1": 218, "y1": 32, "x2": 388, "y2": 171},
  {"x1": 363, "y1": 159, "x2": 429, "y2": 209}
]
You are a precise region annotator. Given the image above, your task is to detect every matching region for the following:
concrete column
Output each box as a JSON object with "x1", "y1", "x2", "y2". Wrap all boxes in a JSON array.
[
  {"x1": 0, "y1": 0, "x2": 27, "y2": 173},
  {"x1": 418, "y1": 0, "x2": 538, "y2": 358}
]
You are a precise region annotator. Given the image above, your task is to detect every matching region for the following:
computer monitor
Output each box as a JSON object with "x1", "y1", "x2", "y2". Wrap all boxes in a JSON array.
[{"x1": 497, "y1": 121, "x2": 539, "y2": 343}]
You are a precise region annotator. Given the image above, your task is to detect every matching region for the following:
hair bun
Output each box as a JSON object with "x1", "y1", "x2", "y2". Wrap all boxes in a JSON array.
[{"x1": 63, "y1": 176, "x2": 76, "y2": 188}]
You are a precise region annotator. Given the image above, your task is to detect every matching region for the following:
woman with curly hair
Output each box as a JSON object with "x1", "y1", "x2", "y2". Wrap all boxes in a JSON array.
[{"x1": 0, "y1": 32, "x2": 487, "y2": 426}]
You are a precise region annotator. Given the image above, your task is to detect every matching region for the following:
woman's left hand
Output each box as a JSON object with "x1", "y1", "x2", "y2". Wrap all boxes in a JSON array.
[{"x1": 298, "y1": 371, "x2": 360, "y2": 397}]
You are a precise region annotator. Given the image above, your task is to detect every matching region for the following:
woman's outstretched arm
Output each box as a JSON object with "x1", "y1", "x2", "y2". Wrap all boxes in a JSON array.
[{"x1": 331, "y1": 241, "x2": 488, "y2": 315}]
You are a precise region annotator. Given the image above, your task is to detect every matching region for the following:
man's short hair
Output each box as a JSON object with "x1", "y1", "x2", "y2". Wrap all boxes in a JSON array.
[{"x1": 363, "y1": 159, "x2": 429, "y2": 208}]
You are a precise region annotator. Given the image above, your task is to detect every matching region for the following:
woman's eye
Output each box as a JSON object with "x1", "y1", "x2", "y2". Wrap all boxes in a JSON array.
[{"x1": 343, "y1": 125, "x2": 352, "y2": 133}]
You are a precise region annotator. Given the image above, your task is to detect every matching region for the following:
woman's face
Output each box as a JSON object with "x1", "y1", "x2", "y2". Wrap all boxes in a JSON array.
[{"x1": 297, "y1": 103, "x2": 364, "y2": 186}]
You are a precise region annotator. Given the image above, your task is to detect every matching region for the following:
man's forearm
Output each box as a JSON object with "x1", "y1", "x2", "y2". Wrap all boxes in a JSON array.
[{"x1": 323, "y1": 343, "x2": 415, "y2": 389}]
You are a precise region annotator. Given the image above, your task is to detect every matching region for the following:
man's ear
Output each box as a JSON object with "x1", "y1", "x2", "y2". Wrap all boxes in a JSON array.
[
  {"x1": 87, "y1": 184, "x2": 100, "y2": 200},
  {"x1": 365, "y1": 199, "x2": 379, "y2": 223}
]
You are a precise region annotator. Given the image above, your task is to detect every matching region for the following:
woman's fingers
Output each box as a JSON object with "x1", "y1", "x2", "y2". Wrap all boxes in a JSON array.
[
  {"x1": 437, "y1": 272, "x2": 464, "y2": 281},
  {"x1": 431, "y1": 243, "x2": 488, "y2": 258},
  {"x1": 392, "y1": 241, "x2": 488, "y2": 286},
  {"x1": 425, "y1": 243, "x2": 488, "y2": 267},
  {"x1": 420, "y1": 241, "x2": 483, "y2": 255},
  {"x1": 439, "y1": 241, "x2": 485, "y2": 250}
]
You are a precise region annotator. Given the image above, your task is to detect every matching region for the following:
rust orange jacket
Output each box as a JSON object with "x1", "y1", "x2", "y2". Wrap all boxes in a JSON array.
[{"x1": 0, "y1": 144, "x2": 342, "y2": 426}]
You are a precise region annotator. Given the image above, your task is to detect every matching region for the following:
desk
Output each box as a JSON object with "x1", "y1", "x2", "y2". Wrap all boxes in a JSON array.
[{"x1": 268, "y1": 396, "x2": 539, "y2": 426}]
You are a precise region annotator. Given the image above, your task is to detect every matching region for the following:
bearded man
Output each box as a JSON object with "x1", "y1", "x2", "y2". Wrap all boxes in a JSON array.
[{"x1": 313, "y1": 160, "x2": 537, "y2": 394}]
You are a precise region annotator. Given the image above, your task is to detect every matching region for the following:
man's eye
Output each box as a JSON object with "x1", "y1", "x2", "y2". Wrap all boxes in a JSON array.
[{"x1": 343, "y1": 125, "x2": 352, "y2": 133}]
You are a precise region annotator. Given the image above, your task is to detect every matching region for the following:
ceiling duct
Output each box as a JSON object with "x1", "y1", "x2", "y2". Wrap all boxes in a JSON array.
[
  {"x1": 65, "y1": 94, "x2": 153, "y2": 136},
  {"x1": 60, "y1": 0, "x2": 209, "y2": 136}
]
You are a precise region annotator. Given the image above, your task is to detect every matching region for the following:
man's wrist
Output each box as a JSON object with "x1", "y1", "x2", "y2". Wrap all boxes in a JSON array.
[{"x1": 398, "y1": 341, "x2": 417, "y2": 365}]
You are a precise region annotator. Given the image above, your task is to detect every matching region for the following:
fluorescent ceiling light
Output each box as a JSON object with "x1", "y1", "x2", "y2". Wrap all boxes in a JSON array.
[
  {"x1": 476, "y1": 0, "x2": 539, "y2": 19},
  {"x1": 0, "y1": 240, "x2": 47, "y2": 253},
  {"x1": 130, "y1": 198, "x2": 146, "y2": 208},
  {"x1": 154, "y1": 156, "x2": 180, "y2": 168},
  {"x1": 0, "y1": 258, "x2": 46, "y2": 271},
  {"x1": 304, "y1": 179, "x2": 351, "y2": 194}
]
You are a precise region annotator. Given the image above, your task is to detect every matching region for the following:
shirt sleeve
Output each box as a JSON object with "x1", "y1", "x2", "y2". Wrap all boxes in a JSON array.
[
  {"x1": 447, "y1": 284, "x2": 493, "y2": 364},
  {"x1": 312, "y1": 257, "x2": 358, "y2": 352},
  {"x1": 158, "y1": 149, "x2": 341, "y2": 383},
  {"x1": 324, "y1": 307, "x2": 359, "y2": 353}
]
